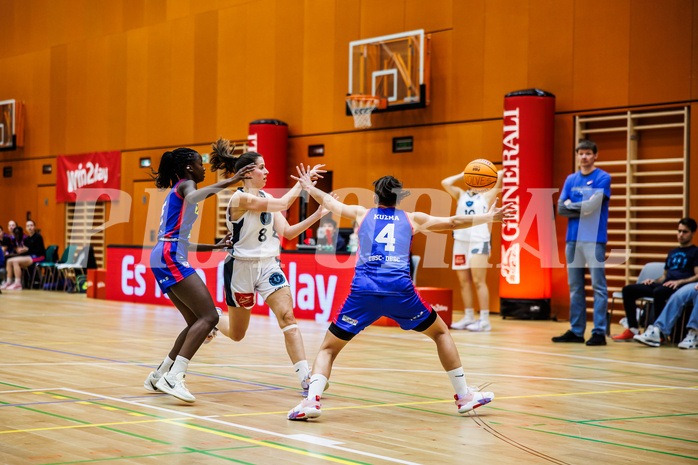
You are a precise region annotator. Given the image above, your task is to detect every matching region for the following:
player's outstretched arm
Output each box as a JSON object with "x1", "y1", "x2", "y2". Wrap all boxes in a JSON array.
[
  {"x1": 182, "y1": 163, "x2": 256, "y2": 204},
  {"x1": 187, "y1": 232, "x2": 234, "y2": 252},
  {"x1": 273, "y1": 194, "x2": 337, "y2": 239},
  {"x1": 292, "y1": 164, "x2": 367, "y2": 222},
  {"x1": 410, "y1": 201, "x2": 516, "y2": 233},
  {"x1": 231, "y1": 164, "x2": 327, "y2": 214}
]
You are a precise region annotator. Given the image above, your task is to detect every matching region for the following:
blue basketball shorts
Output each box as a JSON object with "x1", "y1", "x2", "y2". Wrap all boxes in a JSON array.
[{"x1": 331, "y1": 288, "x2": 435, "y2": 340}]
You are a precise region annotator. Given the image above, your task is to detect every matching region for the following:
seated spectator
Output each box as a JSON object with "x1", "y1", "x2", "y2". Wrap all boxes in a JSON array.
[
  {"x1": 1, "y1": 221, "x2": 46, "y2": 290},
  {"x1": 6, "y1": 220, "x2": 24, "y2": 243},
  {"x1": 613, "y1": 218, "x2": 698, "y2": 341},
  {"x1": 633, "y1": 282, "x2": 698, "y2": 349},
  {"x1": 318, "y1": 217, "x2": 346, "y2": 252},
  {"x1": 0, "y1": 238, "x2": 5, "y2": 285},
  {"x1": 0, "y1": 225, "x2": 12, "y2": 288},
  {"x1": 0, "y1": 225, "x2": 11, "y2": 254}
]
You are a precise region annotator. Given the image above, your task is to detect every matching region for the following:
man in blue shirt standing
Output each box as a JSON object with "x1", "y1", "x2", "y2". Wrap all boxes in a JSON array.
[{"x1": 553, "y1": 140, "x2": 612, "y2": 346}]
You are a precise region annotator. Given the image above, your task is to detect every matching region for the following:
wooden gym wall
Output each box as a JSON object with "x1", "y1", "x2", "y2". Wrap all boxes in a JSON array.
[{"x1": 0, "y1": 0, "x2": 696, "y2": 317}]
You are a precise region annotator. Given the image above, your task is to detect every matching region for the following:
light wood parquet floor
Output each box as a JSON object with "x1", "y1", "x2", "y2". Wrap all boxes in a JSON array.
[{"x1": 1, "y1": 291, "x2": 696, "y2": 464}]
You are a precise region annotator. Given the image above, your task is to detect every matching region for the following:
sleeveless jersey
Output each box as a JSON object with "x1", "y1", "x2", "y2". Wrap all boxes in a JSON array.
[
  {"x1": 157, "y1": 180, "x2": 199, "y2": 243},
  {"x1": 226, "y1": 188, "x2": 280, "y2": 259},
  {"x1": 351, "y1": 207, "x2": 414, "y2": 295},
  {"x1": 453, "y1": 191, "x2": 490, "y2": 242}
]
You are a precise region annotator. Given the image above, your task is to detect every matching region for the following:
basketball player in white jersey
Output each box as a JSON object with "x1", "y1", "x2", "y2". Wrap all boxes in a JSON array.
[
  {"x1": 209, "y1": 138, "x2": 327, "y2": 392},
  {"x1": 441, "y1": 169, "x2": 503, "y2": 331}
]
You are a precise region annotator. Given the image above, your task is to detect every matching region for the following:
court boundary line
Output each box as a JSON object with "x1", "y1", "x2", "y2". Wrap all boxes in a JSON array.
[
  {"x1": 61, "y1": 388, "x2": 423, "y2": 465},
  {"x1": 368, "y1": 331, "x2": 698, "y2": 372}
]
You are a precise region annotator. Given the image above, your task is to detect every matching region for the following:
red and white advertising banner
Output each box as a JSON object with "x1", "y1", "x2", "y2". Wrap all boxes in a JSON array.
[
  {"x1": 499, "y1": 90, "x2": 554, "y2": 319},
  {"x1": 56, "y1": 151, "x2": 121, "y2": 202},
  {"x1": 106, "y1": 247, "x2": 355, "y2": 323}
]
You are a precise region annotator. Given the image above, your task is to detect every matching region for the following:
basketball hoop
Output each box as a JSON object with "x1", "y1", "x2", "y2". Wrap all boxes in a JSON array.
[{"x1": 346, "y1": 95, "x2": 381, "y2": 129}]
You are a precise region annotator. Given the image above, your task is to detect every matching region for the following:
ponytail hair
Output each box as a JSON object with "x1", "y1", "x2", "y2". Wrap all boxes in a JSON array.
[
  {"x1": 152, "y1": 148, "x2": 199, "y2": 189},
  {"x1": 209, "y1": 137, "x2": 261, "y2": 177},
  {"x1": 372, "y1": 176, "x2": 410, "y2": 207}
]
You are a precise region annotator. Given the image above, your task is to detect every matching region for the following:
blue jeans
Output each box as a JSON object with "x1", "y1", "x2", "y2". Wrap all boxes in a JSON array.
[
  {"x1": 654, "y1": 284, "x2": 698, "y2": 335},
  {"x1": 566, "y1": 241, "x2": 608, "y2": 337}
]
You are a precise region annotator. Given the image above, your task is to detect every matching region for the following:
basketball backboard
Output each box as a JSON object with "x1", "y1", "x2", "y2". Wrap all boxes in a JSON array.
[
  {"x1": 0, "y1": 99, "x2": 24, "y2": 151},
  {"x1": 348, "y1": 29, "x2": 430, "y2": 114}
]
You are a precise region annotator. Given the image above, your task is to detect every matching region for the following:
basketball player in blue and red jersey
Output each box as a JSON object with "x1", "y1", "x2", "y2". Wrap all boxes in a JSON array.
[
  {"x1": 144, "y1": 147, "x2": 254, "y2": 403},
  {"x1": 287, "y1": 165, "x2": 515, "y2": 420}
]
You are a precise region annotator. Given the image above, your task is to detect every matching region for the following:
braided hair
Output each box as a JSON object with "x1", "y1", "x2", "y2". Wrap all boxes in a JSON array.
[
  {"x1": 151, "y1": 148, "x2": 200, "y2": 189},
  {"x1": 372, "y1": 176, "x2": 411, "y2": 207},
  {"x1": 209, "y1": 137, "x2": 261, "y2": 177}
]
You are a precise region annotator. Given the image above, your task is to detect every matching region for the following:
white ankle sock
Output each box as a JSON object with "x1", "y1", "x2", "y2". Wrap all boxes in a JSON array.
[
  {"x1": 156, "y1": 356, "x2": 175, "y2": 376},
  {"x1": 464, "y1": 308, "x2": 475, "y2": 320},
  {"x1": 447, "y1": 367, "x2": 468, "y2": 399},
  {"x1": 169, "y1": 355, "x2": 190, "y2": 377},
  {"x1": 294, "y1": 360, "x2": 310, "y2": 382},
  {"x1": 307, "y1": 374, "x2": 328, "y2": 400},
  {"x1": 479, "y1": 309, "x2": 490, "y2": 322}
]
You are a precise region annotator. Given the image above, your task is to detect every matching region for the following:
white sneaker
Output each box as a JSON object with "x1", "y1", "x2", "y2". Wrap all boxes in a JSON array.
[
  {"x1": 0, "y1": 281, "x2": 9, "y2": 290},
  {"x1": 204, "y1": 307, "x2": 223, "y2": 344},
  {"x1": 633, "y1": 325, "x2": 662, "y2": 347},
  {"x1": 455, "y1": 389, "x2": 495, "y2": 413},
  {"x1": 451, "y1": 315, "x2": 477, "y2": 330},
  {"x1": 155, "y1": 372, "x2": 196, "y2": 403},
  {"x1": 144, "y1": 371, "x2": 162, "y2": 392},
  {"x1": 287, "y1": 395, "x2": 322, "y2": 420},
  {"x1": 5, "y1": 281, "x2": 22, "y2": 290},
  {"x1": 678, "y1": 329, "x2": 698, "y2": 349},
  {"x1": 465, "y1": 319, "x2": 491, "y2": 332}
]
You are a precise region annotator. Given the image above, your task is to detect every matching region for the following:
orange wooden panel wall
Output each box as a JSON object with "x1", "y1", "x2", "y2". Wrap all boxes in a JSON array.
[{"x1": 1, "y1": 0, "x2": 696, "y2": 315}]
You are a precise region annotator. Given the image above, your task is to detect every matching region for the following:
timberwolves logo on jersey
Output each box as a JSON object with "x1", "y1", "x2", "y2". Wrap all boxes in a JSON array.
[
  {"x1": 269, "y1": 272, "x2": 286, "y2": 286},
  {"x1": 260, "y1": 212, "x2": 272, "y2": 225}
]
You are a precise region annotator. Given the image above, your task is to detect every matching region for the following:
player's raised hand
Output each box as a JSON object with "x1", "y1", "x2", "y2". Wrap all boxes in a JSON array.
[
  {"x1": 291, "y1": 163, "x2": 318, "y2": 190},
  {"x1": 488, "y1": 198, "x2": 516, "y2": 223},
  {"x1": 230, "y1": 163, "x2": 256, "y2": 183},
  {"x1": 307, "y1": 163, "x2": 326, "y2": 181}
]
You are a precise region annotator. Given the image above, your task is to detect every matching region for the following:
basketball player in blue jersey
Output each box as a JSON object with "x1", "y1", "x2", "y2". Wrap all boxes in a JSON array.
[
  {"x1": 208, "y1": 138, "x2": 329, "y2": 392},
  {"x1": 144, "y1": 147, "x2": 254, "y2": 403},
  {"x1": 287, "y1": 165, "x2": 515, "y2": 420}
]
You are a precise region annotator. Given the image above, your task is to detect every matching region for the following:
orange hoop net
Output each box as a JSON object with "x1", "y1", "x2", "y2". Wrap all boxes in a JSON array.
[{"x1": 346, "y1": 95, "x2": 381, "y2": 129}]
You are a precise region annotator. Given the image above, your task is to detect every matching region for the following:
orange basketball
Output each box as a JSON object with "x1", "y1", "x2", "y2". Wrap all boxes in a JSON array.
[{"x1": 463, "y1": 159, "x2": 498, "y2": 193}]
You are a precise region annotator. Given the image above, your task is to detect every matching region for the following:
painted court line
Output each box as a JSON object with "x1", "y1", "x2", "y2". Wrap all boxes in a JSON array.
[
  {"x1": 2, "y1": 385, "x2": 694, "y2": 461},
  {"x1": 62, "y1": 388, "x2": 423, "y2": 465},
  {"x1": 369, "y1": 331, "x2": 698, "y2": 372}
]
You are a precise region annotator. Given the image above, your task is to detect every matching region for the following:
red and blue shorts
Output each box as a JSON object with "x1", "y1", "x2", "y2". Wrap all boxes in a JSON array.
[{"x1": 150, "y1": 240, "x2": 197, "y2": 293}]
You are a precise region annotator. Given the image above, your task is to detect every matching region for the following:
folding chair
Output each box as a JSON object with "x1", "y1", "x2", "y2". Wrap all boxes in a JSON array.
[
  {"x1": 42, "y1": 245, "x2": 77, "y2": 290},
  {"x1": 31, "y1": 245, "x2": 58, "y2": 288},
  {"x1": 57, "y1": 245, "x2": 95, "y2": 292},
  {"x1": 607, "y1": 261, "x2": 665, "y2": 335}
]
